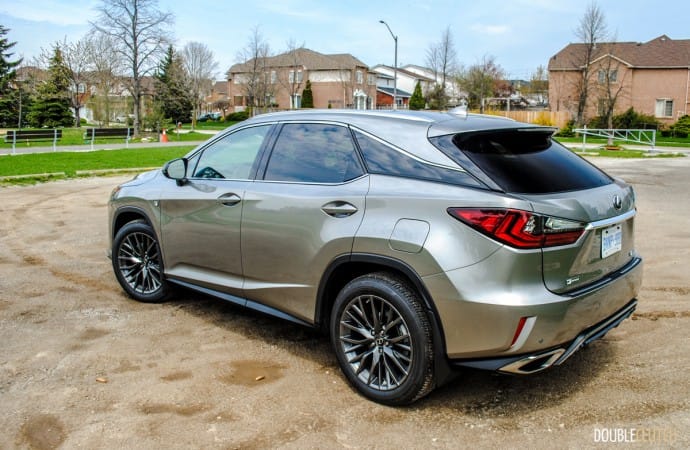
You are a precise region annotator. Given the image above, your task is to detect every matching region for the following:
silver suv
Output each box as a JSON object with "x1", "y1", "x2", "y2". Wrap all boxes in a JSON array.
[{"x1": 108, "y1": 110, "x2": 642, "y2": 405}]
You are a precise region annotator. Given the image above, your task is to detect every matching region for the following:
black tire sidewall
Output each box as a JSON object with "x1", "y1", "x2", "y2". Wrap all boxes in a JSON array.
[
  {"x1": 112, "y1": 221, "x2": 169, "y2": 303},
  {"x1": 331, "y1": 274, "x2": 433, "y2": 405}
]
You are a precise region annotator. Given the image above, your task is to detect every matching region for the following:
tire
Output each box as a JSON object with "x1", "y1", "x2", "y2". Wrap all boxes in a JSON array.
[
  {"x1": 330, "y1": 272, "x2": 435, "y2": 405},
  {"x1": 112, "y1": 220, "x2": 170, "y2": 303}
]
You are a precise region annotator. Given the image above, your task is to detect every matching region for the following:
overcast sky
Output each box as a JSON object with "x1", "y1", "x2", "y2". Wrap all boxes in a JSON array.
[{"x1": 1, "y1": 0, "x2": 688, "y2": 80}]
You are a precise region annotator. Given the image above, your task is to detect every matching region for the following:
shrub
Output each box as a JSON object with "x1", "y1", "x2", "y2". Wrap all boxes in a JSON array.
[
  {"x1": 556, "y1": 119, "x2": 575, "y2": 137},
  {"x1": 531, "y1": 111, "x2": 554, "y2": 126},
  {"x1": 587, "y1": 108, "x2": 660, "y2": 130},
  {"x1": 224, "y1": 110, "x2": 249, "y2": 122}
]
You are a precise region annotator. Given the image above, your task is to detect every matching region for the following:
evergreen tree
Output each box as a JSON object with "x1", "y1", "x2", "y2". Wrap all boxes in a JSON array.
[
  {"x1": 0, "y1": 25, "x2": 23, "y2": 127},
  {"x1": 409, "y1": 81, "x2": 425, "y2": 110},
  {"x1": 27, "y1": 46, "x2": 73, "y2": 128},
  {"x1": 154, "y1": 46, "x2": 193, "y2": 125},
  {"x1": 301, "y1": 79, "x2": 314, "y2": 108}
]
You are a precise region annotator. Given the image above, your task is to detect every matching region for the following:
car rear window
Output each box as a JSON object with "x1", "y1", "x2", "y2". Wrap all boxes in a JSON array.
[{"x1": 439, "y1": 130, "x2": 612, "y2": 194}]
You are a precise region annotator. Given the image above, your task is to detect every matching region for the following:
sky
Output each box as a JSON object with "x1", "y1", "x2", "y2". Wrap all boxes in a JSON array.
[{"x1": 1, "y1": 0, "x2": 689, "y2": 81}]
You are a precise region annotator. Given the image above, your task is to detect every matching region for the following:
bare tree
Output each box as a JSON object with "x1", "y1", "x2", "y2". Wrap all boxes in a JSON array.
[
  {"x1": 277, "y1": 40, "x2": 306, "y2": 109},
  {"x1": 85, "y1": 33, "x2": 124, "y2": 126},
  {"x1": 91, "y1": 0, "x2": 173, "y2": 134},
  {"x1": 573, "y1": 1, "x2": 609, "y2": 126},
  {"x1": 54, "y1": 37, "x2": 93, "y2": 127},
  {"x1": 425, "y1": 26, "x2": 458, "y2": 109},
  {"x1": 182, "y1": 41, "x2": 218, "y2": 127},
  {"x1": 236, "y1": 26, "x2": 270, "y2": 114},
  {"x1": 595, "y1": 42, "x2": 628, "y2": 144},
  {"x1": 457, "y1": 55, "x2": 504, "y2": 113},
  {"x1": 527, "y1": 65, "x2": 549, "y2": 105}
]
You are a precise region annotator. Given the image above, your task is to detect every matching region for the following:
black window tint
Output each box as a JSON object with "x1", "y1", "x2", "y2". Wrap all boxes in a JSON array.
[
  {"x1": 452, "y1": 130, "x2": 612, "y2": 194},
  {"x1": 264, "y1": 123, "x2": 364, "y2": 183},
  {"x1": 192, "y1": 125, "x2": 270, "y2": 179},
  {"x1": 353, "y1": 130, "x2": 483, "y2": 188}
]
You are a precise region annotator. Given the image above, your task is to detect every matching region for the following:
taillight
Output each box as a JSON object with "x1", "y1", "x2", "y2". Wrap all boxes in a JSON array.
[{"x1": 447, "y1": 208, "x2": 585, "y2": 249}]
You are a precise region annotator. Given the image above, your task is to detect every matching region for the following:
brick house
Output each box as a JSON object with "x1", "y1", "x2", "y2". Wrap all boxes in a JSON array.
[
  {"x1": 548, "y1": 35, "x2": 690, "y2": 125},
  {"x1": 227, "y1": 48, "x2": 377, "y2": 111}
]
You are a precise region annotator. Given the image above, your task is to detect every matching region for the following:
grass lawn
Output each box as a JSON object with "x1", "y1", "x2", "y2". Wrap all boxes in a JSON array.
[
  {"x1": 0, "y1": 146, "x2": 194, "y2": 184},
  {"x1": 1, "y1": 127, "x2": 214, "y2": 150},
  {"x1": 556, "y1": 135, "x2": 690, "y2": 148}
]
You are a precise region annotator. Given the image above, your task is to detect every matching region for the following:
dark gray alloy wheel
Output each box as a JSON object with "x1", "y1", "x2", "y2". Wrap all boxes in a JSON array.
[
  {"x1": 331, "y1": 272, "x2": 434, "y2": 405},
  {"x1": 112, "y1": 220, "x2": 170, "y2": 302}
]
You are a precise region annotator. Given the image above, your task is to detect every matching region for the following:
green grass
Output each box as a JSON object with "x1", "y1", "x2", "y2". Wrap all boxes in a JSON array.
[
  {"x1": 556, "y1": 135, "x2": 690, "y2": 148},
  {"x1": 573, "y1": 148, "x2": 684, "y2": 158},
  {"x1": 0, "y1": 146, "x2": 194, "y2": 182},
  {"x1": 1, "y1": 127, "x2": 213, "y2": 149}
]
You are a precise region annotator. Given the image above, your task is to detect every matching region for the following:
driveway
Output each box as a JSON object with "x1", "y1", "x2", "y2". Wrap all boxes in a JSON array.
[{"x1": 1, "y1": 157, "x2": 688, "y2": 449}]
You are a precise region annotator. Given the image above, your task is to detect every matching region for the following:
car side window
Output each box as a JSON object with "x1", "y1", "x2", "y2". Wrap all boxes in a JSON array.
[
  {"x1": 263, "y1": 123, "x2": 364, "y2": 183},
  {"x1": 191, "y1": 125, "x2": 271, "y2": 180},
  {"x1": 353, "y1": 130, "x2": 483, "y2": 188}
]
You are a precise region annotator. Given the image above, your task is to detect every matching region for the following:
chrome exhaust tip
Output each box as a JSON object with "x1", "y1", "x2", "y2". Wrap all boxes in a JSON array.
[{"x1": 498, "y1": 348, "x2": 565, "y2": 375}]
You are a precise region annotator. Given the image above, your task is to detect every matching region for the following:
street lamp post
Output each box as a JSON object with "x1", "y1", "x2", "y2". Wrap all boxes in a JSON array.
[{"x1": 379, "y1": 20, "x2": 398, "y2": 110}]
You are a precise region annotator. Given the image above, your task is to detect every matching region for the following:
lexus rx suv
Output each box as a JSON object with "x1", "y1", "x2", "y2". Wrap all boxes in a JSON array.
[{"x1": 108, "y1": 110, "x2": 642, "y2": 405}]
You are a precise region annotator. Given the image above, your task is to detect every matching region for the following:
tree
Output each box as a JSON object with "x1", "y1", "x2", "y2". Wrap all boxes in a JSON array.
[
  {"x1": 154, "y1": 45, "x2": 193, "y2": 125},
  {"x1": 573, "y1": 1, "x2": 609, "y2": 126},
  {"x1": 0, "y1": 25, "x2": 23, "y2": 127},
  {"x1": 236, "y1": 26, "x2": 270, "y2": 113},
  {"x1": 301, "y1": 79, "x2": 313, "y2": 108},
  {"x1": 457, "y1": 55, "x2": 504, "y2": 112},
  {"x1": 182, "y1": 41, "x2": 218, "y2": 128},
  {"x1": 27, "y1": 46, "x2": 73, "y2": 128},
  {"x1": 409, "y1": 81, "x2": 425, "y2": 110},
  {"x1": 594, "y1": 42, "x2": 627, "y2": 144},
  {"x1": 85, "y1": 32, "x2": 124, "y2": 126},
  {"x1": 92, "y1": 0, "x2": 174, "y2": 135},
  {"x1": 278, "y1": 40, "x2": 306, "y2": 110},
  {"x1": 527, "y1": 65, "x2": 549, "y2": 105},
  {"x1": 425, "y1": 26, "x2": 458, "y2": 109},
  {"x1": 58, "y1": 37, "x2": 93, "y2": 127}
]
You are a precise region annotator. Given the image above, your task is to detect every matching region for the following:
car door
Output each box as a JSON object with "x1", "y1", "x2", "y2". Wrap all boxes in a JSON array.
[
  {"x1": 159, "y1": 124, "x2": 273, "y2": 296},
  {"x1": 241, "y1": 122, "x2": 369, "y2": 323}
]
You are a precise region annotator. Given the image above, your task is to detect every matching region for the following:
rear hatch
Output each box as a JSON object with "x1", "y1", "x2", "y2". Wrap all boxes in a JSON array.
[{"x1": 431, "y1": 128, "x2": 637, "y2": 293}]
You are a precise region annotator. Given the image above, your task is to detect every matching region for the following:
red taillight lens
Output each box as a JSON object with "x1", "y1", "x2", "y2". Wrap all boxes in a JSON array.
[{"x1": 447, "y1": 208, "x2": 585, "y2": 249}]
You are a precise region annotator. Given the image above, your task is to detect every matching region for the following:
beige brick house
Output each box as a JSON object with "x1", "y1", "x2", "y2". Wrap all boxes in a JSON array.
[
  {"x1": 548, "y1": 35, "x2": 690, "y2": 125},
  {"x1": 227, "y1": 48, "x2": 377, "y2": 111}
]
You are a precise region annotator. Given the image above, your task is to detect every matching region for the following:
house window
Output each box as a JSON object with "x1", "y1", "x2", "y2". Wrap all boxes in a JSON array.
[
  {"x1": 597, "y1": 69, "x2": 618, "y2": 84},
  {"x1": 290, "y1": 94, "x2": 301, "y2": 109},
  {"x1": 271, "y1": 71, "x2": 277, "y2": 84},
  {"x1": 367, "y1": 74, "x2": 376, "y2": 86},
  {"x1": 288, "y1": 70, "x2": 303, "y2": 84},
  {"x1": 655, "y1": 99, "x2": 673, "y2": 118},
  {"x1": 356, "y1": 70, "x2": 363, "y2": 84}
]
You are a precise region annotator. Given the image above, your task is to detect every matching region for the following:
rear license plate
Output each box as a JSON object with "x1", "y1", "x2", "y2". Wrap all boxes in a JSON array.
[{"x1": 601, "y1": 224, "x2": 622, "y2": 258}]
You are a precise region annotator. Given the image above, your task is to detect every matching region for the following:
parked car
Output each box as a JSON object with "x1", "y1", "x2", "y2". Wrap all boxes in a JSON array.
[{"x1": 108, "y1": 109, "x2": 642, "y2": 405}]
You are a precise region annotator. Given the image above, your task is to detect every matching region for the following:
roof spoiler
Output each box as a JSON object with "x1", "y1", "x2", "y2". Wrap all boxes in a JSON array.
[{"x1": 448, "y1": 106, "x2": 468, "y2": 119}]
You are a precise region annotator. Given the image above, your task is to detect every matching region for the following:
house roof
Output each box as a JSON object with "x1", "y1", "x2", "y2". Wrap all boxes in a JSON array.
[
  {"x1": 372, "y1": 65, "x2": 435, "y2": 82},
  {"x1": 549, "y1": 35, "x2": 690, "y2": 70},
  {"x1": 376, "y1": 86, "x2": 412, "y2": 98},
  {"x1": 228, "y1": 48, "x2": 368, "y2": 76}
]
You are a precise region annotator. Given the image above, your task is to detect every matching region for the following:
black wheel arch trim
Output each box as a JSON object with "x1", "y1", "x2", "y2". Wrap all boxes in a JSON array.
[
  {"x1": 111, "y1": 205, "x2": 156, "y2": 239},
  {"x1": 316, "y1": 252, "x2": 455, "y2": 386}
]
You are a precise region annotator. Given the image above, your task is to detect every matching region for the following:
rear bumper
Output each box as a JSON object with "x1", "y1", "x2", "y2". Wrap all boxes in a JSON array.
[{"x1": 452, "y1": 298, "x2": 636, "y2": 374}]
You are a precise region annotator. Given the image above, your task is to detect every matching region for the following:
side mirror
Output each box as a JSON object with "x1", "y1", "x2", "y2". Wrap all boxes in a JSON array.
[{"x1": 163, "y1": 158, "x2": 188, "y2": 186}]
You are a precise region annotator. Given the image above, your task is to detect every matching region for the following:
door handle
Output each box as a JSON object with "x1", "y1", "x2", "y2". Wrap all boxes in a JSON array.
[
  {"x1": 321, "y1": 201, "x2": 358, "y2": 218},
  {"x1": 217, "y1": 193, "x2": 241, "y2": 206}
]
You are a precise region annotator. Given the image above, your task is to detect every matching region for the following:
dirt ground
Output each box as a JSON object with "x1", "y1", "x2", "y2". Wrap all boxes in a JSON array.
[{"x1": 1, "y1": 157, "x2": 688, "y2": 449}]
